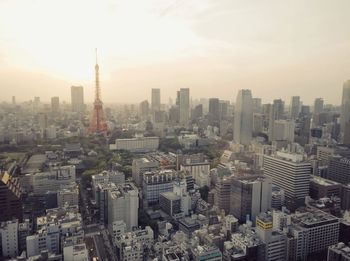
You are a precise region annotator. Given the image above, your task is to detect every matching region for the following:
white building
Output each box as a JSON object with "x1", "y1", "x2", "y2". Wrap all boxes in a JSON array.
[
  {"x1": 110, "y1": 136, "x2": 159, "y2": 152},
  {"x1": 263, "y1": 151, "x2": 311, "y2": 209},
  {"x1": 108, "y1": 183, "x2": 139, "y2": 235},
  {"x1": 91, "y1": 170, "x2": 125, "y2": 200},
  {"x1": 0, "y1": 220, "x2": 18, "y2": 258},
  {"x1": 234, "y1": 89, "x2": 253, "y2": 146}
]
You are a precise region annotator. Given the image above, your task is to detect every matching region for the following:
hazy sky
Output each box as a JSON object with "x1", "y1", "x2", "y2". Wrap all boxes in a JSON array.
[{"x1": 1, "y1": 0, "x2": 350, "y2": 105}]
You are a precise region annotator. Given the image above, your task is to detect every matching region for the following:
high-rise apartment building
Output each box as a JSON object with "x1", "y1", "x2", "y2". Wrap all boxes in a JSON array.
[
  {"x1": 179, "y1": 88, "x2": 190, "y2": 126},
  {"x1": 151, "y1": 88, "x2": 161, "y2": 112},
  {"x1": 230, "y1": 176, "x2": 272, "y2": 222},
  {"x1": 70, "y1": 86, "x2": 84, "y2": 113},
  {"x1": 340, "y1": 80, "x2": 350, "y2": 138},
  {"x1": 263, "y1": 151, "x2": 311, "y2": 209},
  {"x1": 234, "y1": 89, "x2": 253, "y2": 146},
  {"x1": 289, "y1": 96, "x2": 300, "y2": 119}
]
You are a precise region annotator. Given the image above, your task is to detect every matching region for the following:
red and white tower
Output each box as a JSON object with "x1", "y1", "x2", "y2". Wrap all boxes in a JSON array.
[{"x1": 88, "y1": 49, "x2": 108, "y2": 134}]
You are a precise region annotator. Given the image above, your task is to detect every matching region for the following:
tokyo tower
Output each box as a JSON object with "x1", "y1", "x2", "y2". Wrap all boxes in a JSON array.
[{"x1": 88, "y1": 49, "x2": 108, "y2": 134}]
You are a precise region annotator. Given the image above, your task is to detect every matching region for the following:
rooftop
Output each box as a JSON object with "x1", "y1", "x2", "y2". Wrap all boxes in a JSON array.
[{"x1": 311, "y1": 176, "x2": 341, "y2": 186}]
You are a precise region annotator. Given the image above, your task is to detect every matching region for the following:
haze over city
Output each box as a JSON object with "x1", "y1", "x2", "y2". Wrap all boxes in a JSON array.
[{"x1": 1, "y1": 0, "x2": 350, "y2": 104}]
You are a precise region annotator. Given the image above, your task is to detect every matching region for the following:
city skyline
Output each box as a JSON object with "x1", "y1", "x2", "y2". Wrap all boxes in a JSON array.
[{"x1": 1, "y1": 0, "x2": 350, "y2": 104}]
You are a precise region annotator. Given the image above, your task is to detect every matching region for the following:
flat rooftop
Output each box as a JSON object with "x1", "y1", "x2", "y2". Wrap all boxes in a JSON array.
[{"x1": 311, "y1": 176, "x2": 341, "y2": 186}]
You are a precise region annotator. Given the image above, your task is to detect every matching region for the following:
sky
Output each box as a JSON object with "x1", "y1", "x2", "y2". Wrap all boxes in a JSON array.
[{"x1": 0, "y1": 0, "x2": 350, "y2": 105}]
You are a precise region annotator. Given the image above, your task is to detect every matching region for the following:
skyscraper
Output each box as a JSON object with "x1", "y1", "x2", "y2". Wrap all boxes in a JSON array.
[
  {"x1": 340, "y1": 80, "x2": 350, "y2": 136},
  {"x1": 268, "y1": 99, "x2": 285, "y2": 141},
  {"x1": 289, "y1": 96, "x2": 300, "y2": 119},
  {"x1": 70, "y1": 86, "x2": 84, "y2": 113},
  {"x1": 51, "y1": 96, "x2": 59, "y2": 114},
  {"x1": 151, "y1": 88, "x2": 161, "y2": 112},
  {"x1": 179, "y1": 88, "x2": 190, "y2": 126},
  {"x1": 314, "y1": 98, "x2": 324, "y2": 114},
  {"x1": 208, "y1": 98, "x2": 220, "y2": 126},
  {"x1": 234, "y1": 89, "x2": 253, "y2": 146}
]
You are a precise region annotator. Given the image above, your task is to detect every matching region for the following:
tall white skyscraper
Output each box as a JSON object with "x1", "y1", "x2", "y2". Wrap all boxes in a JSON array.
[
  {"x1": 70, "y1": 86, "x2": 84, "y2": 113},
  {"x1": 289, "y1": 96, "x2": 300, "y2": 119},
  {"x1": 179, "y1": 88, "x2": 190, "y2": 126},
  {"x1": 234, "y1": 89, "x2": 253, "y2": 146},
  {"x1": 340, "y1": 80, "x2": 350, "y2": 135},
  {"x1": 151, "y1": 88, "x2": 161, "y2": 112}
]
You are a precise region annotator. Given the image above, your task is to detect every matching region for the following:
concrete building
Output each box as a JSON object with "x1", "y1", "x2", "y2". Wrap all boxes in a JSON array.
[
  {"x1": 142, "y1": 169, "x2": 177, "y2": 206},
  {"x1": 268, "y1": 99, "x2": 285, "y2": 142},
  {"x1": 340, "y1": 80, "x2": 350, "y2": 138},
  {"x1": 328, "y1": 155, "x2": 350, "y2": 184},
  {"x1": 0, "y1": 219, "x2": 19, "y2": 258},
  {"x1": 271, "y1": 120, "x2": 295, "y2": 142},
  {"x1": 151, "y1": 88, "x2": 161, "y2": 112},
  {"x1": 51, "y1": 97, "x2": 60, "y2": 114},
  {"x1": 214, "y1": 177, "x2": 232, "y2": 215},
  {"x1": 110, "y1": 136, "x2": 159, "y2": 152},
  {"x1": 209, "y1": 98, "x2": 220, "y2": 126},
  {"x1": 115, "y1": 226, "x2": 154, "y2": 261},
  {"x1": 342, "y1": 184, "x2": 350, "y2": 211},
  {"x1": 191, "y1": 245, "x2": 222, "y2": 261},
  {"x1": 31, "y1": 165, "x2": 76, "y2": 195},
  {"x1": 309, "y1": 176, "x2": 342, "y2": 200},
  {"x1": 289, "y1": 96, "x2": 300, "y2": 120},
  {"x1": 179, "y1": 88, "x2": 190, "y2": 126},
  {"x1": 57, "y1": 185, "x2": 79, "y2": 207},
  {"x1": 132, "y1": 158, "x2": 159, "y2": 187},
  {"x1": 328, "y1": 242, "x2": 350, "y2": 261},
  {"x1": 263, "y1": 151, "x2": 311, "y2": 209},
  {"x1": 289, "y1": 207, "x2": 340, "y2": 260},
  {"x1": 0, "y1": 172, "x2": 23, "y2": 222},
  {"x1": 107, "y1": 182, "x2": 139, "y2": 234},
  {"x1": 256, "y1": 213, "x2": 287, "y2": 261},
  {"x1": 26, "y1": 206, "x2": 82, "y2": 258},
  {"x1": 71, "y1": 86, "x2": 84, "y2": 113},
  {"x1": 180, "y1": 154, "x2": 210, "y2": 186},
  {"x1": 230, "y1": 176, "x2": 272, "y2": 222},
  {"x1": 234, "y1": 89, "x2": 253, "y2": 146},
  {"x1": 91, "y1": 170, "x2": 125, "y2": 200},
  {"x1": 159, "y1": 192, "x2": 182, "y2": 217},
  {"x1": 314, "y1": 98, "x2": 324, "y2": 115}
]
